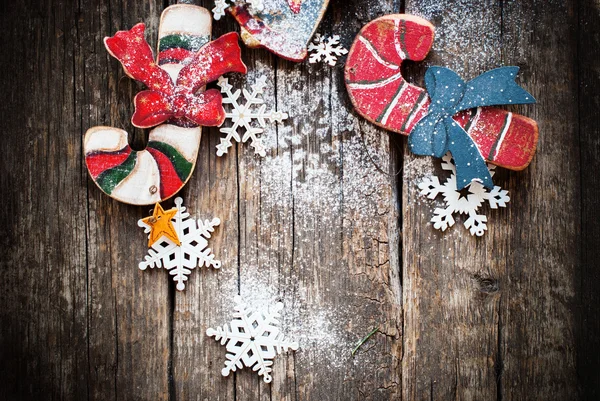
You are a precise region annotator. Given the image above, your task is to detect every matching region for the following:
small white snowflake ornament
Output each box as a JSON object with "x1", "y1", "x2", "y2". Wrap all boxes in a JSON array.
[
  {"x1": 308, "y1": 34, "x2": 348, "y2": 66},
  {"x1": 212, "y1": 0, "x2": 263, "y2": 20},
  {"x1": 216, "y1": 76, "x2": 288, "y2": 157},
  {"x1": 207, "y1": 295, "x2": 299, "y2": 383},
  {"x1": 418, "y1": 153, "x2": 510, "y2": 236},
  {"x1": 138, "y1": 197, "x2": 221, "y2": 291}
]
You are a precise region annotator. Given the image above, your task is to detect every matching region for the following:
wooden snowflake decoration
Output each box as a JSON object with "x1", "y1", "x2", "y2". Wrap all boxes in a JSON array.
[
  {"x1": 418, "y1": 153, "x2": 510, "y2": 236},
  {"x1": 207, "y1": 296, "x2": 299, "y2": 383},
  {"x1": 308, "y1": 34, "x2": 348, "y2": 66},
  {"x1": 138, "y1": 197, "x2": 221, "y2": 290},
  {"x1": 216, "y1": 76, "x2": 288, "y2": 157}
]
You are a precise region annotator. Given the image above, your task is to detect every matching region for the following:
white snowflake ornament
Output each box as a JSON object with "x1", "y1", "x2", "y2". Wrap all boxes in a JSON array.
[
  {"x1": 308, "y1": 34, "x2": 348, "y2": 66},
  {"x1": 207, "y1": 296, "x2": 299, "y2": 383},
  {"x1": 216, "y1": 76, "x2": 288, "y2": 157},
  {"x1": 418, "y1": 153, "x2": 510, "y2": 236},
  {"x1": 212, "y1": 0, "x2": 263, "y2": 20},
  {"x1": 138, "y1": 197, "x2": 221, "y2": 291}
]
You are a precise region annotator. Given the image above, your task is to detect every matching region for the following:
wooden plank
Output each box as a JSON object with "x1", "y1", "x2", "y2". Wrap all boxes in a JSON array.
[
  {"x1": 578, "y1": 0, "x2": 600, "y2": 398},
  {"x1": 499, "y1": 2, "x2": 579, "y2": 399},
  {"x1": 0, "y1": 0, "x2": 90, "y2": 399},
  {"x1": 83, "y1": 1, "x2": 173, "y2": 400},
  {"x1": 402, "y1": 0, "x2": 581, "y2": 400},
  {"x1": 169, "y1": 1, "x2": 243, "y2": 398},
  {"x1": 402, "y1": 1, "x2": 505, "y2": 399},
  {"x1": 248, "y1": 2, "x2": 402, "y2": 398}
]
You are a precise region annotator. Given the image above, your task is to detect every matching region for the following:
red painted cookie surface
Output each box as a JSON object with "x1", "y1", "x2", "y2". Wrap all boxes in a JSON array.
[{"x1": 344, "y1": 14, "x2": 538, "y2": 171}]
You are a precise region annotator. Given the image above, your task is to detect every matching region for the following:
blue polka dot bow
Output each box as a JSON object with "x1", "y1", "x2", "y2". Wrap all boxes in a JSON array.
[{"x1": 409, "y1": 66, "x2": 535, "y2": 190}]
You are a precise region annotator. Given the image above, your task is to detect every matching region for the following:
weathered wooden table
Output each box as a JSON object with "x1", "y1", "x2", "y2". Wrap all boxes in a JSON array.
[{"x1": 1, "y1": 0, "x2": 598, "y2": 400}]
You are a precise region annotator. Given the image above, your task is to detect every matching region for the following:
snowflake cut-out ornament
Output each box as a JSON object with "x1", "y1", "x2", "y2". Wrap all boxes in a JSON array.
[
  {"x1": 418, "y1": 153, "x2": 510, "y2": 236},
  {"x1": 212, "y1": 0, "x2": 264, "y2": 20},
  {"x1": 207, "y1": 295, "x2": 299, "y2": 383},
  {"x1": 308, "y1": 34, "x2": 348, "y2": 66},
  {"x1": 138, "y1": 197, "x2": 221, "y2": 290},
  {"x1": 216, "y1": 76, "x2": 288, "y2": 157}
]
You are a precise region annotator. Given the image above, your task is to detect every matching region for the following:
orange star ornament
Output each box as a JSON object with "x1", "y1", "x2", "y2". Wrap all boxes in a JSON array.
[{"x1": 141, "y1": 203, "x2": 181, "y2": 247}]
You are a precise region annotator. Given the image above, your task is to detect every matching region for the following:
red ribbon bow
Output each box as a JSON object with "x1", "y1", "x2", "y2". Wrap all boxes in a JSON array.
[{"x1": 104, "y1": 24, "x2": 247, "y2": 128}]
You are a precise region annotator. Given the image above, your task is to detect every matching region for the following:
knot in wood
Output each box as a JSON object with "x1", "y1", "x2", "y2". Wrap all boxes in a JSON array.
[{"x1": 473, "y1": 274, "x2": 499, "y2": 294}]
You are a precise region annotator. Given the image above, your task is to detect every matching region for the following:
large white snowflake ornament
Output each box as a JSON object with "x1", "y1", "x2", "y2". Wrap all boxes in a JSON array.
[
  {"x1": 216, "y1": 76, "x2": 288, "y2": 157},
  {"x1": 207, "y1": 296, "x2": 299, "y2": 383},
  {"x1": 138, "y1": 197, "x2": 221, "y2": 291},
  {"x1": 308, "y1": 34, "x2": 348, "y2": 66},
  {"x1": 212, "y1": 0, "x2": 263, "y2": 20},
  {"x1": 418, "y1": 153, "x2": 510, "y2": 236}
]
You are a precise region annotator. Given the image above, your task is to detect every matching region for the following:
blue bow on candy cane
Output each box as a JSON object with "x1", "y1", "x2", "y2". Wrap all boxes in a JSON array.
[{"x1": 409, "y1": 66, "x2": 536, "y2": 190}]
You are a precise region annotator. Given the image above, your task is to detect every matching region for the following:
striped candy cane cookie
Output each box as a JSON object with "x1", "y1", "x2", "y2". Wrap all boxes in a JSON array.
[
  {"x1": 84, "y1": 5, "x2": 212, "y2": 205},
  {"x1": 345, "y1": 14, "x2": 538, "y2": 171}
]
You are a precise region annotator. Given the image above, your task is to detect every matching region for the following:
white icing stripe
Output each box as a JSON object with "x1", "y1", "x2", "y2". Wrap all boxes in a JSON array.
[
  {"x1": 148, "y1": 124, "x2": 202, "y2": 162},
  {"x1": 111, "y1": 151, "x2": 161, "y2": 205},
  {"x1": 347, "y1": 72, "x2": 404, "y2": 89},
  {"x1": 467, "y1": 107, "x2": 483, "y2": 134},
  {"x1": 394, "y1": 19, "x2": 407, "y2": 60},
  {"x1": 404, "y1": 93, "x2": 430, "y2": 129},
  {"x1": 494, "y1": 112, "x2": 513, "y2": 159},
  {"x1": 84, "y1": 127, "x2": 128, "y2": 153},
  {"x1": 381, "y1": 83, "x2": 407, "y2": 124},
  {"x1": 161, "y1": 64, "x2": 185, "y2": 83},
  {"x1": 158, "y1": 5, "x2": 212, "y2": 38},
  {"x1": 358, "y1": 35, "x2": 400, "y2": 70}
]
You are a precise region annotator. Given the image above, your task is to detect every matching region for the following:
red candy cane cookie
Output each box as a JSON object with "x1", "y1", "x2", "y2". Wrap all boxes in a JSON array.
[{"x1": 344, "y1": 14, "x2": 538, "y2": 171}]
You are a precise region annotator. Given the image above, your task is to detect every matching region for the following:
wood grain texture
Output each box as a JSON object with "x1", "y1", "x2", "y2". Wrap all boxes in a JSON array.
[
  {"x1": 0, "y1": 0, "x2": 597, "y2": 400},
  {"x1": 402, "y1": 2, "x2": 505, "y2": 399},
  {"x1": 403, "y1": 0, "x2": 582, "y2": 400},
  {"x1": 577, "y1": 0, "x2": 600, "y2": 398}
]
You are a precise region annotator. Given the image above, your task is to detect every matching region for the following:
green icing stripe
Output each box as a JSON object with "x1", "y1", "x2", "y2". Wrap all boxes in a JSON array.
[
  {"x1": 96, "y1": 151, "x2": 138, "y2": 195},
  {"x1": 463, "y1": 108, "x2": 479, "y2": 133},
  {"x1": 401, "y1": 91, "x2": 427, "y2": 132},
  {"x1": 399, "y1": 20, "x2": 407, "y2": 58},
  {"x1": 147, "y1": 141, "x2": 193, "y2": 182},
  {"x1": 158, "y1": 34, "x2": 209, "y2": 52}
]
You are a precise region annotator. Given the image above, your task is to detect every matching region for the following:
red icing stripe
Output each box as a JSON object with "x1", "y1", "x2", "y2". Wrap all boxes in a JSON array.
[
  {"x1": 147, "y1": 148, "x2": 184, "y2": 199},
  {"x1": 86, "y1": 147, "x2": 132, "y2": 179},
  {"x1": 158, "y1": 47, "x2": 194, "y2": 65}
]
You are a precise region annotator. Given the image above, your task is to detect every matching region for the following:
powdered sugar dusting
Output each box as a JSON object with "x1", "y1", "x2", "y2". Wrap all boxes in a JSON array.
[
  {"x1": 409, "y1": 0, "x2": 502, "y2": 76},
  {"x1": 203, "y1": 60, "x2": 399, "y2": 372}
]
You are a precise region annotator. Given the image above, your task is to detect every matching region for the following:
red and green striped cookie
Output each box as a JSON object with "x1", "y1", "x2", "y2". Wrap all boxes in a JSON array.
[
  {"x1": 84, "y1": 5, "x2": 211, "y2": 205},
  {"x1": 85, "y1": 125, "x2": 200, "y2": 204},
  {"x1": 344, "y1": 14, "x2": 538, "y2": 171}
]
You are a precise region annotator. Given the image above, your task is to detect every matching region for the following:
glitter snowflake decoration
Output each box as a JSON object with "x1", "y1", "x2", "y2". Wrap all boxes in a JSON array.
[
  {"x1": 418, "y1": 153, "x2": 510, "y2": 236},
  {"x1": 216, "y1": 76, "x2": 288, "y2": 157},
  {"x1": 212, "y1": 0, "x2": 263, "y2": 20},
  {"x1": 138, "y1": 197, "x2": 221, "y2": 291},
  {"x1": 207, "y1": 295, "x2": 299, "y2": 383},
  {"x1": 308, "y1": 34, "x2": 348, "y2": 66}
]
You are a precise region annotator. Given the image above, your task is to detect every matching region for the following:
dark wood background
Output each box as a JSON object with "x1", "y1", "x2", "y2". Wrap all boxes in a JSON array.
[{"x1": 1, "y1": 0, "x2": 598, "y2": 400}]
